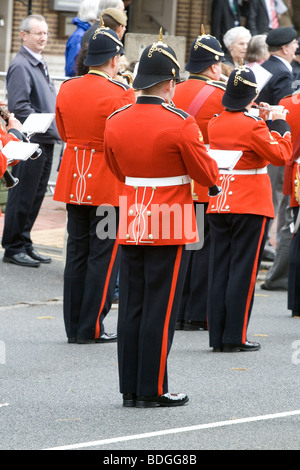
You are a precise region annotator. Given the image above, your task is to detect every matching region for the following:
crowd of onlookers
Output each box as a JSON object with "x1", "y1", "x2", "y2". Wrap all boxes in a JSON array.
[{"x1": 210, "y1": 0, "x2": 299, "y2": 78}]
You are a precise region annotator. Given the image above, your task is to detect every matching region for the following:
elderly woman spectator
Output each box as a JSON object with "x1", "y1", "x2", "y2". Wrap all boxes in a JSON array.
[
  {"x1": 245, "y1": 34, "x2": 270, "y2": 65},
  {"x1": 223, "y1": 26, "x2": 252, "y2": 66}
]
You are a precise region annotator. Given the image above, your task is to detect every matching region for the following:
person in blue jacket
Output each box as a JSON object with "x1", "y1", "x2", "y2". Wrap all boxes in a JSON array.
[{"x1": 65, "y1": 0, "x2": 99, "y2": 77}]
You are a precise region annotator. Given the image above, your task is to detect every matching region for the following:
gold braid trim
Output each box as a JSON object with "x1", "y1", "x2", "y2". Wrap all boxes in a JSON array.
[
  {"x1": 193, "y1": 37, "x2": 224, "y2": 57},
  {"x1": 92, "y1": 28, "x2": 123, "y2": 48},
  {"x1": 147, "y1": 45, "x2": 180, "y2": 69}
]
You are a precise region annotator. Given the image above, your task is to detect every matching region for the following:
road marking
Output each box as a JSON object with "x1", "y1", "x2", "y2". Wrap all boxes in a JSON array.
[
  {"x1": 0, "y1": 403, "x2": 9, "y2": 408},
  {"x1": 45, "y1": 409, "x2": 300, "y2": 450}
]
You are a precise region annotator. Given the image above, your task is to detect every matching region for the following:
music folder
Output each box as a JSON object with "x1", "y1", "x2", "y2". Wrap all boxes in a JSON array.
[
  {"x1": 21, "y1": 113, "x2": 55, "y2": 135},
  {"x1": 208, "y1": 149, "x2": 243, "y2": 171},
  {"x1": 2, "y1": 141, "x2": 40, "y2": 162},
  {"x1": 247, "y1": 62, "x2": 272, "y2": 93}
]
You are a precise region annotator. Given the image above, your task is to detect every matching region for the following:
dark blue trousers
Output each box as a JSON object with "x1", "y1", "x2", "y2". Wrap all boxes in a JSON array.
[
  {"x1": 64, "y1": 204, "x2": 120, "y2": 340},
  {"x1": 178, "y1": 202, "x2": 210, "y2": 323},
  {"x1": 207, "y1": 213, "x2": 269, "y2": 348},
  {"x1": 118, "y1": 244, "x2": 190, "y2": 397},
  {"x1": 288, "y1": 206, "x2": 300, "y2": 311}
]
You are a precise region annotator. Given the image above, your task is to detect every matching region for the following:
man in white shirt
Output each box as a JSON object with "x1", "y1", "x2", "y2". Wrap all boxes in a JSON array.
[
  {"x1": 258, "y1": 26, "x2": 298, "y2": 104},
  {"x1": 2, "y1": 15, "x2": 61, "y2": 267}
]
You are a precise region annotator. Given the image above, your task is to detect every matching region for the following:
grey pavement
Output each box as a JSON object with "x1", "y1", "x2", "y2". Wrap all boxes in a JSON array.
[
  {"x1": 0, "y1": 144, "x2": 299, "y2": 451},
  {"x1": 0, "y1": 248, "x2": 299, "y2": 451}
]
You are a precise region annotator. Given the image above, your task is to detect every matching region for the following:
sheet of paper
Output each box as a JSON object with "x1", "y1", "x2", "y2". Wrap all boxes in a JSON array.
[
  {"x1": 275, "y1": 0, "x2": 288, "y2": 15},
  {"x1": 21, "y1": 113, "x2": 55, "y2": 135},
  {"x1": 208, "y1": 149, "x2": 243, "y2": 171},
  {"x1": 247, "y1": 62, "x2": 272, "y2": 93},
  {"x1": 2, "y1": 141, "x2": 40, "y2": 162}
]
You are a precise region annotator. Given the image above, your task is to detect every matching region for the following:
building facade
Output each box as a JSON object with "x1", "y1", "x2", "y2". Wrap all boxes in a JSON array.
[
  {"x1": 0, "y1": 0, "x2": 213, "y2": 77},
  {"x1": 0, "y1": 0, "x2": 299, "y2": 79}
]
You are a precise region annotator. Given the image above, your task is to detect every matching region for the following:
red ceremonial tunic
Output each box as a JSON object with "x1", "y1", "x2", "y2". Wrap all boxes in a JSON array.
[
  {"x1": 104, "y1": 96, "x2": 219, "y2": 246},
  {"x1": 0, "y1": 125, "x2": 21, "y2": 215},
  {"x1": 173, "y1": 76, "x2": 225, "y2": 202},
  {"x1": 280, "y1": 94, "x2": 300, "y2": 208},
  {"x1": 54, "y1": 71, "x2": 136, "y2": 207},
  {"x1": 207, "y1": 110, "x2": 292, "y2": 218}
]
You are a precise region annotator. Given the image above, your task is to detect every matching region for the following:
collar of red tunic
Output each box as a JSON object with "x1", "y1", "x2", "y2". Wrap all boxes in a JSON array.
[{"x1": 136, "y1": 96, "x2": 166, "y2": 105}]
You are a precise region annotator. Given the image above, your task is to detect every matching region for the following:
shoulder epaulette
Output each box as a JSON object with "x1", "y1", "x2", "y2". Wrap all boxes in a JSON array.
[
  {"x1": 162, "y1": 103, "x2": 189, "y2": 120},
  {"x1": 107, "y1": 104, "x2": 133, "y2": 120},
  {"x1": 244, "y1": 111, "x2": 262, "y2": 121},
  {"x1": 61, "y1": 76, "x2": 82, "y2": 85},
  {"x1": 206, "y1": 80, "x2": 227, "y2": 91},
  {"x1": 108, "y1": 77, "x2": 131, "y2": 90}
]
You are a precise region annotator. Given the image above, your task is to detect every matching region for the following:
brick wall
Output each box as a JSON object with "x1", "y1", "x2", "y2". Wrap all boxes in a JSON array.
[
  {"x1": 12, "y1": 0, "x2": 68, "y2": 56},
  {"x1": 12, "y1": 0, "x2": 210, "y2": 58},
  {"x1": 9, "y1": 0, "x2": 213, "y2": 74},
  {"x1": 176, "y1": 0, "x2": 211, "y2": 58}
]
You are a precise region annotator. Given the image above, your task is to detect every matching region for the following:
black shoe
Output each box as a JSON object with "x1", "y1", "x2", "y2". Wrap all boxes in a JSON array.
[
  {"x1": 136, "y1": 392, "x2": 189, "y2": 408},
  {"x1": 123, "y1": 393, "x2": 137, "y2": 407},
  {"x1": 77, "y1": 333, "x2": 117, "y2": 344},
  {"x1": 183, "y1": 321, "x2": 208, "y2": 331},
  {"x1": 260, "y1": 282, "x2": 271, "y2": 290},
  {"x1": 68, "y1": 338, "x2": 77, "y2": 343},
  {"x1": 262, "y1": 252, "x2": 275, "y2": 262},
  {"x1": 3, "y1": 252, "x2": 40, "y2": 268},
  {"x1": 292, "y1": 310, "x2": 300, "y2": 317},
  {"x1": 26, "y1": 248, "x2": 52, "y2": 264},
  {"x1": 212, "y1": 347, "x2": 223, "y2": 352},
  {"x1": 223, "y1": 341, "x2": 261, "y2": 352},
  {"x1": 175, "y1": 321, "x2": 184, "y2": 330},
  {"x1": 96, "y1": 332, "x2": 117, "y2": 343}
]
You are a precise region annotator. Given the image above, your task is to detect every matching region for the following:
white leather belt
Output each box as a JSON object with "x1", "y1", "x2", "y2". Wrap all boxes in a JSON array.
[
  {"x1": 125, "y1": 175, "x2": 191, "y2": 187},
  {"x1": 219, "y1": 167, "x2": 268, "y2": 175}
]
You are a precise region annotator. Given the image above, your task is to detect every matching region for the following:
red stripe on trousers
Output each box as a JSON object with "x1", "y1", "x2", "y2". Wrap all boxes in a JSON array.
[
  {"x1": 242, "y1": 217, "x2": 267, "y2": 343},
  {"x1": 157, "y1": 245, "x2": 183, "y2": 396},
  {"x1": 94, "y1": 235, "x2": 119, "y2": 339}
]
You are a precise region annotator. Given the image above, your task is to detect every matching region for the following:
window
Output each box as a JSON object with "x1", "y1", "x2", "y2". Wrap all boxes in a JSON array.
[{"x1": 48, "y1": 0, "x2": 81, "y2": 12}]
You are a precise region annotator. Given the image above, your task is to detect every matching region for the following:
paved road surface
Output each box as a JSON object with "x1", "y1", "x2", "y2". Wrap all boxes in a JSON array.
[{"x1": 0, "y1": 245, "x2": 299, "y2": 451}]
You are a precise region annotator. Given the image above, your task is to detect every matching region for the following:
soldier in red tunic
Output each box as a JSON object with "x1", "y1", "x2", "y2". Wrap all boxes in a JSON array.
[
  {"x1": 104, "y1": 32, "x2": 219, "y2": 407},
  {"x1": 206, "y1": 65, "x2": 292, "y2": 352},
  {"x1": 0, "y1": 105, "x2": 23, "y2": 216},
  {"x1": 280, "y1": 93, "x2": 300, "y2": 317},
  {"x1": 173, "y1": 30, "x2": 226, "y2": 331},
  {"x1": 0, "y1": 149, "x2": 6, "y2": 180},
  {"x1": 54, "y1": 24, "x2": 136, "y2": 344}
]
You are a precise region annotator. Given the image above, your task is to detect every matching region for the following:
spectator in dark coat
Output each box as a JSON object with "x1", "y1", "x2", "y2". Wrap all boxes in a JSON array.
[
  {"x1": 211, "y1": 0, "x2": 241, "y2": 50},
  {"x1": 247, "y1": 0, "x2": 280, "y2": 36},
  {"x1": 2, "y1": 15, "x2": 61, "y2": 268}
]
